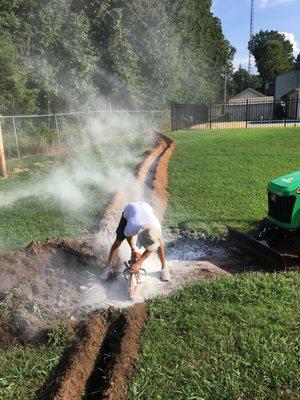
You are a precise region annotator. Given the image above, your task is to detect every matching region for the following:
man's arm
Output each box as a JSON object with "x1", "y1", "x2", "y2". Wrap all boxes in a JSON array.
[
  {"x1": 130, "y1": 249, "x2": 152, "y2": 273},
  {"x1": 126, "y1": 236, "x2": 141, "y2": 260}
]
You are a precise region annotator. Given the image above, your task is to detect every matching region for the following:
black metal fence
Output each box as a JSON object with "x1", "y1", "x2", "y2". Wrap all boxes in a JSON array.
[{"x1": 171, "y1": 99, "x2": 300, "y2": 131}]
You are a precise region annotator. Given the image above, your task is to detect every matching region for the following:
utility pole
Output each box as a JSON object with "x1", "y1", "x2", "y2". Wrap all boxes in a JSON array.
[
  {"x1": 224, "y1": 65, "x2": 228, "y2": 104},
  {"x1": 248, "y1": 0, "x2": 255, "y2": 75}
]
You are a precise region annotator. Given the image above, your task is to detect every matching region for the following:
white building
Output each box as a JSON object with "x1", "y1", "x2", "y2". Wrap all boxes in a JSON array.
[{"x1": 229, "y1": 88, "x2": 274, "y2": 121}]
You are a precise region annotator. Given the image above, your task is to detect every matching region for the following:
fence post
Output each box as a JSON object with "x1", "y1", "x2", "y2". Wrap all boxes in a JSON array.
[
  {"x1": 209, "y1": 101, "x2": 212, "y2": 130},
  {"x1": 245, "y1": 99, "x2": 249, "y2": 128},
  {"x1": 0, "y1": 120, "x2": 8, "y2": 179},
  {"x1": 12, "y1": 117, "x2": 20, "y2": 158},
  {"x1": 172, "y1": 102, "x2": 179, "y2": 131},
  {"x1": 54, "y1": 115, "x2": 62, "y2": 149},
  {"x1": 284, "y1": 101, "x2": 287, "y2": 127}
]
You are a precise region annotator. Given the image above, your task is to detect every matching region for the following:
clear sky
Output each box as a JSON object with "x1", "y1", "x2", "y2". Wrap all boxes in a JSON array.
[{"x1": 212, "y1": 0, "x2": 300, "y2": 72}]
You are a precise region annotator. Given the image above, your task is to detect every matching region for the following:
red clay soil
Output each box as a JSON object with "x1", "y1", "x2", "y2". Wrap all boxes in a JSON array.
[
  {"x1": 0, "y1": 238, "x2": 106, "y2": 347},
  {"x1": 37, "y1": 315, "x2": 108, "y2": 400},
  {"x1": 33, "y1": 135, "x2": 172, "y2": 400},
  {"x1": 91, "y1": 134, "x2": 169, "y2": 235},
  {"x1": 152, "y1": 134, "x2": 176, "y2": 221},
  {"x1": 103, "y1": 303, "x2": 148, "y2": 400},
  {"x1": 36, "y1": 304, "x2": 147, "y2": 400}
]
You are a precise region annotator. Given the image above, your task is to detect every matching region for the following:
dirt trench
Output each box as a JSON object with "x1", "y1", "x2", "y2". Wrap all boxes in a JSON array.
[{"x1": 37, "y1": 303, "x2": 148, "y2": 400}]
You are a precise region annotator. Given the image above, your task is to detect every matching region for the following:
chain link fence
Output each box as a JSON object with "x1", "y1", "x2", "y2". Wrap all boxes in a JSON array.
[{"x1": 0, "y1": 109, "x2": 170, "y2": 160}]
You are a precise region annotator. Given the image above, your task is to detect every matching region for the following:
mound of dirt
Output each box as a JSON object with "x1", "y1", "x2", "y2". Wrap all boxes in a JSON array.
[
  {"x1": 0, "y1": 238, "x2": 107, "y2": 345},
  {"x1": 0, "y1": 314, "x2": 23, "y2": 350},
  {"x1": 103, "y1": 303, "x2": 148, "y2": 400}
]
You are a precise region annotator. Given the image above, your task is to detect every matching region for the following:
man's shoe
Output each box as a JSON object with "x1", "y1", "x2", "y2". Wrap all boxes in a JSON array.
[
  {"x1": 100, "y1": 267, "x2": 113, "y2": 281},
  {"x1": 161, "y1": 267, "x2": 170, "y2": 282}
]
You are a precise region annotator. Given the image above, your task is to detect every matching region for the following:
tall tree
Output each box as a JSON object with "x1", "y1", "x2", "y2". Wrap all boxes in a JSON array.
[
  {"x1": 231, "y1": 66, "x2": 262, "y2": 95},
  {"x1": 166, "y1": 0, "x2": 235, "y2": 102},
  {"x1": 0, "y1": 0, "x2": 235, "y2": 113},
  {"x1": 250, "y1": 30, "x2": 295, "y2": 82}
]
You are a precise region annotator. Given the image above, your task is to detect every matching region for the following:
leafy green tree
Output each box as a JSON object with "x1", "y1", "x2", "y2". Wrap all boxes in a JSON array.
[
  {"x1": 0, "y1": 0, "x2": 235, "y2": 113},
  {"x1": 165, "y1": 0, "x2": 235, "y2": 102},
  {"x1": 231, "y1": 66, "x2": 262, "y2": 95},
  {"x1": 250, "y1": 30, "x2": 295, "y2": 82}
]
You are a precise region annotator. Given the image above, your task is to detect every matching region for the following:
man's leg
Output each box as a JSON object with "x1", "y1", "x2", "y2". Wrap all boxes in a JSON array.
[
  {"x1": 108, "y1": 239, "x2": 124, "y2": 268},
  {"x1": 157, "y1": 240, "x2": 166, "y2": 269},
  {"x1": 100, "y1": 213, "x2": 126, "y2": 281},
  {"x1": 157, "y1": 240, "x2": 170, "y2": 281}
]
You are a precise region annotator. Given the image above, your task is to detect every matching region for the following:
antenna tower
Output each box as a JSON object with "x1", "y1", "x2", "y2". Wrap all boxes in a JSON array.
[{"x1": 248, "y1": 0, "x2": 255, "y2": 74}]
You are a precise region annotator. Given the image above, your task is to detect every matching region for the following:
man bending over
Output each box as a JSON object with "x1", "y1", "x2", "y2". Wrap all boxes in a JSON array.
[{"x1": 100, "y1": 201, "x2": 170, "y2": 281}]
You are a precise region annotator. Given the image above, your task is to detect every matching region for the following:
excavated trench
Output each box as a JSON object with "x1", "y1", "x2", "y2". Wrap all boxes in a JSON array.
[
  {"x1": 36, "y1": 303, "x2": 148, "y2": 400},
  {"x1": 1, "y1": 133, "x2": 299, "y2": 399}
]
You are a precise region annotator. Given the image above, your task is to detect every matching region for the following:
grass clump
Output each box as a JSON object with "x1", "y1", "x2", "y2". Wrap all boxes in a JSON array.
[
  {"x1": 166, "y1": 127, "x2": 300, "y2": 238},
  {"x1": 130, "y1": 272, "x2": 300, "y2": 400}
]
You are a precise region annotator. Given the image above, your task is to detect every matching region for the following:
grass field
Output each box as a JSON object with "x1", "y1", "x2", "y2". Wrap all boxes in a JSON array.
[
  {"x1": 129, "y1": 127, "x2": 300, "y2": 399},
  {"x1": 165, "y1": 127, "x2": 300, "y2": 238},
  {"x1": 0, "y1": 153, "x2": 105, "y2": 254},
  {"x1": 0, "y1": 326, "x2": 74, "y2": 400},
  {"x1": 130, "y1": 272, "x2": 300, "y2": 400},
  {"x1": 1, "y1": 127, "x2": 300, "y2": 399}
]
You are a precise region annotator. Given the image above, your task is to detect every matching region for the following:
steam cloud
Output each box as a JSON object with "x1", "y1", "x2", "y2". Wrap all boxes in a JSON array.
[{"x1": 0, "y1": 112, "x2": 156, "y2": 211}]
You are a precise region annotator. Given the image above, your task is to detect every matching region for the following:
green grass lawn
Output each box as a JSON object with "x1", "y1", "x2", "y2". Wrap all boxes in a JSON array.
[
  {"x1": 165, "y1": 127, "x2": 300, "y2": 238},
  {"x1": 130, "y1": 272, "x2": 300, "y2": 400},
  {"x1": 0, "y1": 326, "x2": 74, "y2": 400},
  {"x1": 0, "y1": 153, "x2": 105, "y2": 254},
  {"x1": 1, "y1": 127, "x2": 300, "y2": 399}
]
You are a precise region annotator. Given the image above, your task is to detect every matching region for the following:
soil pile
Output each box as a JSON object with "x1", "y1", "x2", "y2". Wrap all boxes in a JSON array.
[{"x1": 0, "y1": 238, "x2": 107, "y2": 346}]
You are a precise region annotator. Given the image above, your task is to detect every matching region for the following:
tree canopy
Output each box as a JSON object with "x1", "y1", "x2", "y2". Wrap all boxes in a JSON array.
[
  {"x1": 250, "y1": 30, "x2": 295, "y2": 83},
  {"x1": 0, "y1": 0, "x2": 235, "y2": 114},
  {"x1": 231, "y1": 66, "x2": 262, "y2": 95}
]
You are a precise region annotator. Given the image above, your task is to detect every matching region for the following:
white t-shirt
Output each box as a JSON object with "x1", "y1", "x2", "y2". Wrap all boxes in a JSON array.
[{"x1": 123, "y1": 201, "x2": 161, "y2": 237}]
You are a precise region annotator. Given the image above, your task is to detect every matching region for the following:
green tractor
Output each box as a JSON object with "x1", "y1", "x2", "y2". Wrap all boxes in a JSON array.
[{"x1": 228, "y1": 171, "x2": 300, "y2": 271}]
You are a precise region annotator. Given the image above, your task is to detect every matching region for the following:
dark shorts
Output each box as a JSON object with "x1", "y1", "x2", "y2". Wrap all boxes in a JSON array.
[{"x1": 116, "y1": 213, "x2": 127, "y2": 241}]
